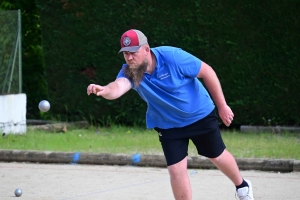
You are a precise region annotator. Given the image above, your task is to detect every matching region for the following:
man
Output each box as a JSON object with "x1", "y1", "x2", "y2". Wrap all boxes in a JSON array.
[{"x1": 87, "y1": 29, "x2": 254, "y2": 200}]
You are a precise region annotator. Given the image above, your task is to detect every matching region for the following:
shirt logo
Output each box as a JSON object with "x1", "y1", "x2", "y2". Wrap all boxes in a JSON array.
[
  {"x1": 158, "y1": 73, "x2": 170, "y2": 80},
  {"x1": 123, "y1": 37, "x2": 131, "y2": 46}
]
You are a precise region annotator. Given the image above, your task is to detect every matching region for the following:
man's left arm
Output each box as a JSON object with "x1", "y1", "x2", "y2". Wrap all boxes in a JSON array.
[{"x1": 197, "y1": 61, "x2": 234, "y2": 127}]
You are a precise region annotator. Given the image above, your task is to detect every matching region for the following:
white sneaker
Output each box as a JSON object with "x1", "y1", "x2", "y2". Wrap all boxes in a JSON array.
[{"x1": 235, "y1": 179, "x2": 254, "y2": 200}]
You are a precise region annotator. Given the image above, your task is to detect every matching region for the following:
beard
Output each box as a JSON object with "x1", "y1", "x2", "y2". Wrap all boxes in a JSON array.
[{"x1": 123, "y1": 59, "x2": 148, "y2": 88}]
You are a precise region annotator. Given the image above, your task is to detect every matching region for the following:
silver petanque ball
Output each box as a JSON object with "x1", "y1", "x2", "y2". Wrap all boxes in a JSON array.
[
  {"x1": 38, "y1": 100, "x2": 50, "y2": 112},
  {"x1": 14, "y1": 188, "x2": 22, "y2": 197}
]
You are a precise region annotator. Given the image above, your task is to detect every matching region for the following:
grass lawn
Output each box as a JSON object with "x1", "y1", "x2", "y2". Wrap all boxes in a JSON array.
[{"x1": 0, "y1": 126, "x2": 299, "y2": 160}]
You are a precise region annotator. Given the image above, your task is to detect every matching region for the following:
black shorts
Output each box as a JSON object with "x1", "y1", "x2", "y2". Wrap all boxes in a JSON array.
[{"x1": 154, "y1": 110, "x2": 226, "y2": 166}]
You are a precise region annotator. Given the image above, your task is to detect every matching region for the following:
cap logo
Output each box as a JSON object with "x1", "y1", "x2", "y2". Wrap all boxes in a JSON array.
[{"x1": 123, "y1": 37, "x2": 131, "y2": 46}]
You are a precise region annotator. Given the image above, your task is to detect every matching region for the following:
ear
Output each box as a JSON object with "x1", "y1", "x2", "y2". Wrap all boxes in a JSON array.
[{"x1": 144, "y1": 45, "x2": 150, "y2": 54}]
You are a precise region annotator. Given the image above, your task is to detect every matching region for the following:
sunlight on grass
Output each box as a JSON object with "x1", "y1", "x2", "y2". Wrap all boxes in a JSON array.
[{"x1": 0, "y1": 126, "x2": 299, "y2": 160}]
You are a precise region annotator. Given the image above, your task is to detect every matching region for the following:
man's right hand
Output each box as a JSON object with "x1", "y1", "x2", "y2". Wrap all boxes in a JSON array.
[
  {"x1": 87, "y1": 84, "x2": 109, "y2": 96},
  {"x1": 87, "y1": 78, "x2": 131, "y2": 100}
]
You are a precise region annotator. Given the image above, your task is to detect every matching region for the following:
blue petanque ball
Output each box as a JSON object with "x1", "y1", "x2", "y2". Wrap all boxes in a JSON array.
[
  {"x1": 72, "y1": 152, "x2": 81, "y2": 164},
  {"x1": 132, "y1": 153, "x2": 141, "y2": 164}
]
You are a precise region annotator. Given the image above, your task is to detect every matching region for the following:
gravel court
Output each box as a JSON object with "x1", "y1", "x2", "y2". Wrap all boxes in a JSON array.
[{"x1": 0, "y1": 162, "x2": 300, "y2": 200}]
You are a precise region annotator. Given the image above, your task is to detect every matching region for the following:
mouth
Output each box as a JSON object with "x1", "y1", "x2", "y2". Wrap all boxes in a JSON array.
[
  {"x1": 127, "y1": 61, "x2": 135, "y2": 65},
  {"x1": 128, "y1": 63, "x2": 137, "y2": 68}
]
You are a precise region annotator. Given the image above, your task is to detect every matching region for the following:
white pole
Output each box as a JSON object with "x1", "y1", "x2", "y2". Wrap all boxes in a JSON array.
[
  {"x1": 7, "y1": 34, "x2": 19, "y2": 93},
  {"x1": 18, "y1": 9, "x2": 22, "y2": 93}
]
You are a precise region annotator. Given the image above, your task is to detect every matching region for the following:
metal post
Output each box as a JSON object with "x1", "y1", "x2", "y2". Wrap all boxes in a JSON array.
[{"x1": 18, "y1": 9, "x2": 22, "y2": 93}]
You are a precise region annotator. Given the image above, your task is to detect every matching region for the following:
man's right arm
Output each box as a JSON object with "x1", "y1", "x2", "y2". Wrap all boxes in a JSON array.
[{"x1": 87, "y1": 77, "x2": 132, "y2": 100}]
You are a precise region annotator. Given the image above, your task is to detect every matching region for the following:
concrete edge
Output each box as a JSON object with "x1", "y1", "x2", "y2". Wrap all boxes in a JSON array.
[
  {"x1": 240, "y1": 125, "x2": 300, "y2": 133},
  {"x1": 0, "y1": 149, "x2": 299, "y2": 172}
]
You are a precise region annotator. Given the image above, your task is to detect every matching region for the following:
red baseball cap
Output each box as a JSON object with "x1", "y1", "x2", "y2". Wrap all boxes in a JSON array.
[{"x1": 119, "y1": 29, "x2": 148, "y2": 53}]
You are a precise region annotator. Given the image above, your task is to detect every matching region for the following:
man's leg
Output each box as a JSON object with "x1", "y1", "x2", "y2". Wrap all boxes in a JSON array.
[
  {"x1": 210, "y1": 150, "x2": 255, "y2": 199},
  {"x1": 209, "y1": 149, "x2": 243, "y2": 186},
  {"x1": 167, "y1": 156, "x2": 192, "y2": 200}
]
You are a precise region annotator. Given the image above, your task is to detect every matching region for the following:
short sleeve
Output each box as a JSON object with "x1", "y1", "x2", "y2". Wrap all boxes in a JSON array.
[
  {"x1": 116, "y1": 64, "x2": 134, "y2": 88},
  {"x1": 116, "y1": 64, "x2": 127, "y2": 79},
  {"x1": 173, "y1": 48, "x2": 202, "y2": 77}
]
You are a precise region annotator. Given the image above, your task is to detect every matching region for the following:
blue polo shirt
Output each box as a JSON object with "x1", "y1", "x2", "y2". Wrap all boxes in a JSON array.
[{"x1": 117, "y1": 46, "x2": 215, "y2": 129}]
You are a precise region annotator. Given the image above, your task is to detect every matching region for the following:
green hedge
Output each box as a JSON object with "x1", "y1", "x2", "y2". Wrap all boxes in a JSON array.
[{"x1": 36, "y1": 0, "x2": 300, "y2": 126}]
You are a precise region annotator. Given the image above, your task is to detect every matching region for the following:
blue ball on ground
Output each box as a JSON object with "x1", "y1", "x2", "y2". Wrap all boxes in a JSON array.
[
  {"x1": 132, "y1": 153, "x2": 141, "y2": 164},
  {"x1": 72, "y1": 152, "x2": 81, "y2": 164}
]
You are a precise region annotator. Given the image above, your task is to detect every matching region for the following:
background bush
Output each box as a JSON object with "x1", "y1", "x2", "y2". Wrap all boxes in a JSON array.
[{"x1": 3, "y1": 0, "x2": 299, "y2": 127}]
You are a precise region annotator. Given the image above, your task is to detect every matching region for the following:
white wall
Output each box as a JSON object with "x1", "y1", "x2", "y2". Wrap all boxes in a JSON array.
[{"x1": 0, "y1": 94, "x2": 27, "y2": 134}]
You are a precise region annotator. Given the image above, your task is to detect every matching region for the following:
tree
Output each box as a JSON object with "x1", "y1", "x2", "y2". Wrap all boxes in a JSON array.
[{"x1": 1, "y1": 0, "x2": 47, "y2": 119}]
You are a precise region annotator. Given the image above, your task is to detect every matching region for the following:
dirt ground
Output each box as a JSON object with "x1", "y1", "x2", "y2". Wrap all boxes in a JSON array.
[{"x1": 1, "y1": 162, "x2": 300, "y2": 200}]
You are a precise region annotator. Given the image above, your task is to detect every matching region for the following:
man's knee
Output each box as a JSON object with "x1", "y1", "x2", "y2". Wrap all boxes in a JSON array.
[
  {"x1": 167, "y1": 156, "x2": 188, "y2": 177},
  {"x1": 208, "y1": 149, "x2": 226, "y2": 163}
]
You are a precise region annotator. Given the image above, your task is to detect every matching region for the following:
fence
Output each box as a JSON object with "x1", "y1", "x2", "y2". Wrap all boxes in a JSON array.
[
  {"x1": 0, "y1": 10, "x2": 26, "y2": 134},
  {"x1": 0, "y1": 9, "x2": 22, "y2": 94}
]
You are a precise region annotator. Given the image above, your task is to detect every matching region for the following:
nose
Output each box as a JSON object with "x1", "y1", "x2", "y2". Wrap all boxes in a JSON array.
[{"x1": 127, "y1": 54, "x2": 133, "y2": 60}]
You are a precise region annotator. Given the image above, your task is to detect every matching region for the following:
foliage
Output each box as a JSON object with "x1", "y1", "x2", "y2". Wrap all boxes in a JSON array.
[
  {"x1": 0, "y1": 0, "x2": 47, "y2": 118},
  {"x1": 6, "y1": 0, "x2": 299, "y2": 126},
  {"x1": 0, "y1": 10, "x2": 20, "y2": 94}
]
